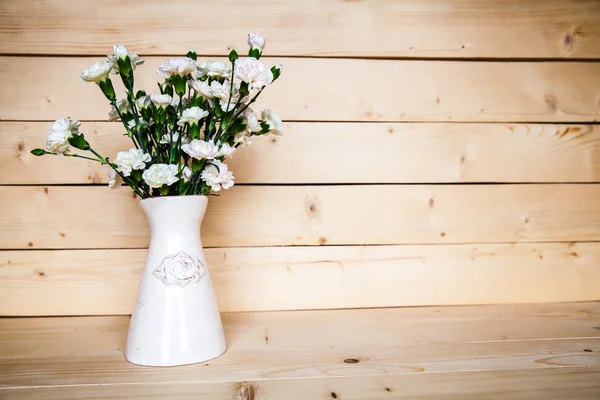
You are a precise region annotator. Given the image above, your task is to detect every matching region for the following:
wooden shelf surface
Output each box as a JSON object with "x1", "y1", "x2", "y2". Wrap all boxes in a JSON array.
[{"x1": 0, "y1": 302, "x2": 599, "y2": 399}]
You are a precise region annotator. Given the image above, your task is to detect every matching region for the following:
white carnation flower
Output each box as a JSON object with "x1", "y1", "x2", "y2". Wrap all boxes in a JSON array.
[
  {"x1": 261, "y1": 109, "x2": 283, "y2": 135},
  {"x1": 150, "y1": 93, "x2": 173, "y2": 108},
  {"x1": 107, "y1": 45, "x2": 144, "y2": 71},
  {"x1": 235, "y1": 57, "x2": 273, "y2": 90},
  {"x1": 157, "y1": 57, "x2": 196, "y2": 78},
  {"x1": 197, "y1": 60, "x2": 231, "y2": 79},
  {"x1": 181, "y1": 139, "x2": 219, "y2": 160},
  {"x1": 114, "y1": 148, "x2": 151, "y2": 177},
  {"x1": 46, "y1": 118, "x2": 80, "y2": 154},
  {"x1": 80, "y1": 61, "x2": 114, "y2": 83},
  {"x1": 243, "y1": 108, "x2": 261, "y2": 132},
  {"x1": 210, "y1": 80, "x2": 239, "y2": 111},
  {"x1": 177, "y1": 107, "x2": 209, "y2": 127},
  {"x1": 142, "y1": 163, "x2": 180, "y2": 188},
  {"x1": 217, "y1": 142, "x2": 236, "y2": 158},
  {"x1": 234, "y1": 130, "x2": 253, "y2": 146},
  {"x1": 182, "y1": 166, "x2": 193, "y2": 181},
  {"x1": 107, "y1": 169, "x2": 122, "y2": 189},
  {"x1": 136, "y1": 95, "x2": 152, "y2": 109},
  {"x1": 189, "y1": 80, "x2": 214, "y2": 99},
  {"x1": 108, "y1": 98, "x2": 131, "y2": 121},
  {"x1": 201, "y1": 160, "x2": 235, "y2": 192},
  {"x1": 247, "y1": 32, "x2": 266, "y2": 51},
  {"x1": 159, "y1": 132, "x2": 191, "y2": 145}
]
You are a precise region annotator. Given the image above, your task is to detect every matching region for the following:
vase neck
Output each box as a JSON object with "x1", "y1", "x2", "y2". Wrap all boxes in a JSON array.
[{"x1": 140, "y1": 196, "x2": 208, "y2": 233}]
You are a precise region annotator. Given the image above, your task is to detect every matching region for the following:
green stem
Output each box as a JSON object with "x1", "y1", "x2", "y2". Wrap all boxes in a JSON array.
[
  {"x1": 111, "y1": 100, "x2": 140, "y2": 150},
  {"x1": 62, "y1": 153, "x2": 102, "y2": 162},
  {"x1": 126, "y1": 90, "x2": 145, "y2": 152}
]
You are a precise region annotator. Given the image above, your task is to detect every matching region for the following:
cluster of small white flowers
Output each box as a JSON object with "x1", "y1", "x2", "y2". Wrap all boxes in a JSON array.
[
  {"x1": 108, "y1": 98, "x2": 132, "y2": 121},
  {"x1": 142, "y1": 163, "x2": 180, "y2": 188},
  {"x1": 197, "y1": 60, "x2": 231, "y2": 79},
  {"x1": 181, "y1": 139, "x2": 219, "y2": 160},
  {"x1": 80, "y1": 61, "x2": 114, "y2": 83},
  {"x1": 39, "y1": 33, "x2": 285, "y2": 198},
  {"x1": 235, "y1": 57, "x2": 273, "y2": 91},
  {"x1": 201, "y1": 160, "x2": 235, "y2": 192},
  {"x1": 46, "y1": 118, "x2": 80, "y2": 154},
  {"x1": 107, "y1": 169, "x2": 122, "y2": 189},
  {"x1": 209, "y1": 80, "x2": 240, "y2": 111},
  {"x1": 157, "y1": 57, "x2": 197, "y2": 78},
  {"x1": 261, "y1": 109, "x2": 284, "y2": 135},
  {"x1": 177, "y1": 107, "x2": 209, "y2": 126},
  {"x1": 160, "y1": 132, "x2": 191, "y2": 145},
  {"x1": 114, "y1": 148, "x2": 151, "y2": 177},
  {"x1": 107, "y1": 45, "x2": 144, "y2": 71},
  {"x1": 248, "y1": 32, "x2": 266, "y2": 51}
]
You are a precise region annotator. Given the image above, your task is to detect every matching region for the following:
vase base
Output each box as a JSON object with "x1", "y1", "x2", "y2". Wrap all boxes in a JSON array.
[{"x1": 124, "y1": 346, "x2": 227, "y2": 367}]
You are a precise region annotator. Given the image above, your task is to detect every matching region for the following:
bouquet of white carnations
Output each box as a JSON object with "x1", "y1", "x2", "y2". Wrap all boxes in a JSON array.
[{"x1": 31, "y1": 33, "x2": 283, "y2": 198}]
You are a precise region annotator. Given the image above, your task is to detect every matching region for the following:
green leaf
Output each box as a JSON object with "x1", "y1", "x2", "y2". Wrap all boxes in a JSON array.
[
  {"x1": 190, "y1": 94, "x2": 202, "y2": 107},
  {"x1": 132, "y1": 169, "x2": 143, "y2": 181},
  {"x1": 68, "y1": 133, "x2": 90, "y2": 150},
  {"x1": 248, "y1": 48, "x2": 261, "y2": 59},
  {"x1": 258, "y1": 121, "x2": 270, "y2": 134},
  {"x1": 98, "y1": 79, "x2": 116, "y2": 101},
  {"x1": 30, "y1": 148, "x2": 48, "y2": 156},
  {"x1": 228, "y1": 49, "x2": 239, "y2": 62},
  {"x1": 172, "y1": 75, "x2": 187, "y2": 96},
  {"x1": 186, "y1": 49, "x2": 198, "y2": 61},
  {"x1": 228, "y1": 118, "x2": 246, "y2": 135},
  {"x1": 189, "y1": 124, "x2": 201, "y2": 140},
  {"x1": 164, "y1": 84, "x2": 174, "y2": 97},
  {"x1": 158, "y1": 185, "x2": 170, "y2": 195},
  {"x1": 201, "y1": 182, "x2": 211, "y2": 195},
  {"x1": 135, "y1": 90, "x2": 147, "y2": 99},
  {"x1": 271, "y1": 65, "x2": 282, "y2": 81},
  {"x1": 239, "y1": 81, "x2": 250, "y2": 98},
  {"x1": 192, "y1": 158, "x2": 206, "y2": 173}
]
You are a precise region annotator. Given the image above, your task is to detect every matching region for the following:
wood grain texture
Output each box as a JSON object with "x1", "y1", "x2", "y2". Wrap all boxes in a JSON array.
[
  {"x1": 1, "y1": 0, "x2": 600, "y2": 59},
  {"x1": 0, "y1": 303, "x2": 599, "y2": 398},
  {"x1": 2, "y1": 57, "x2": 600, "y2": 122},
  {"x1": 3, "y1": 184, "x2": 600, "y2": 249},
  {"x1": 3, "y1": 122, "x2": 599, "y2": 184},
  {"x1": 1, "y1": 243, "x2": 598, "y2": 315},
  {"x1": 3, "y1": 368, "x2": 599, "y2": 400}
]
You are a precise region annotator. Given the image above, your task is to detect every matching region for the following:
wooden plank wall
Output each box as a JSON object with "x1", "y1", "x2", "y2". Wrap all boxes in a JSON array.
[{"x1": 0, "y1": 0, "x2": 599, "y2": 316}]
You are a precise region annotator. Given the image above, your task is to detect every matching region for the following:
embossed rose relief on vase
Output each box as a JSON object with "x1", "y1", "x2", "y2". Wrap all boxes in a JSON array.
[
  {"x1": 30, "y1": 33, "x2": 286, "y2": 367},
  {"x1": 154, "y1": 252, "x2": 206, "y2": 286}
]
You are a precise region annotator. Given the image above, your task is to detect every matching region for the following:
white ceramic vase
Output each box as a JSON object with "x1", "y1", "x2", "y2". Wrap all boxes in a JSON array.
[{"x1": 125, "y1": 195, "x2": 226, "y2": 366}]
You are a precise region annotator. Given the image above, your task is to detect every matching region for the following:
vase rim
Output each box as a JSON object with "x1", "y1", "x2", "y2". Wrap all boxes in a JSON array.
[{"x1": 139, "y1": 194, "x2": 208, "y2": 204}]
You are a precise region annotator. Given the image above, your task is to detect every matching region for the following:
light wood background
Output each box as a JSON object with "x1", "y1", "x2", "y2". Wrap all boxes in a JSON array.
[{"x1": 1, "y1": 0, "x2": 600, "y2": 316}]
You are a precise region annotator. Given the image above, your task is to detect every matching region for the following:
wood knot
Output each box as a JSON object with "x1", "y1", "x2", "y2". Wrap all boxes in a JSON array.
[
  {"x1": 36, "y1": 270, "x2": 46, "y2": 277},
  {"x1": 27, "y1": 242, "x2": 34, "y2": 247},
  {"x1": 428, "y1": 198, "x2": 435, "y2": 208},
  {"x1": 43, "y1": 187, "x2": 49, "y2": 194},
  {"x1": 344, "y1": 358, "x2": 360, "y2": 364},
  {"x1": 563, "y1": 30, "x2": 575, "y2": 52},
  {"x1": 440, "y1": 232, "x2": 446, "y2": 238},
  {"x1": 318, "y1": 237, "x2": 327, "y2": 245},
  {"x1": 233, "y1": 382, "x2": 258, "y2": 400},
  {"x1": 331, "y1": 393, "x2": 338, "y2": 399},
  {"x1": 385, "y1": 387, "x2": 392, "y2": 392},
  {"x1": 584, "y1": 349, "x2": 593, "y2": 352},
  {"x1": 59, "y1": 232, "x2": 66, "y2": 238},
  {"x1": 544, "y1": 95, "x2": 557, "y2": 114}
]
